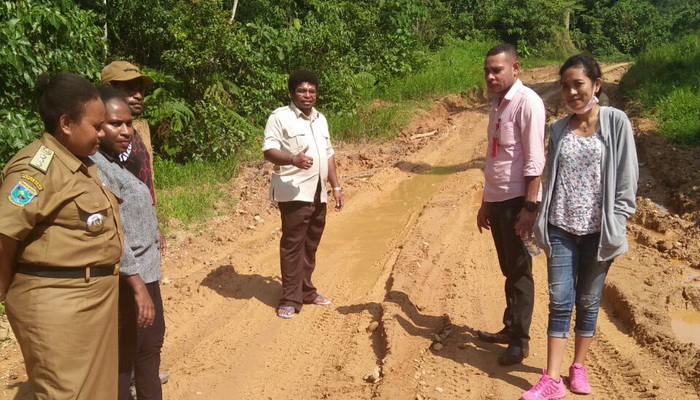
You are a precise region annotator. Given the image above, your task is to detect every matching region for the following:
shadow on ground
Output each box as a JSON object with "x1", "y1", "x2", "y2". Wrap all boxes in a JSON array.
[{"x1": 200, "y1": 264, "x2": 280, "y2": 309}]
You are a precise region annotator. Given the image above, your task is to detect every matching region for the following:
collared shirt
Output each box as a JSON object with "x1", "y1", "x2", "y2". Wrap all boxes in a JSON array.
[
  {"x1": 0, "y1": 133, "x2": 123, "y2": 267},
  {"x1": 262, "y1": 103, "x2": 335, "y2": 203},
  {"x1": 92, "y1": 150, "x2": 161, "y2": 284},
  {"x1": 483, "y1": 79, "x2": 546, "y2": 202}
]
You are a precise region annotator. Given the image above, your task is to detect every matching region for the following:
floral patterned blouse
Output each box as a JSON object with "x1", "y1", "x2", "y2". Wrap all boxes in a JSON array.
[{"x1": 548, "y1": 127, "x2": 604, "y2": 235}]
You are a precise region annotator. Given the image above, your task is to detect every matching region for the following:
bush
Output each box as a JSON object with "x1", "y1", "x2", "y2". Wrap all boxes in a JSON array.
[
  {"x1": 620, "y1": 31, "x2": 700, "y2": 146},
  {"x1": 0, "y1": 0, "x2": 104, "y2": 167},
  {"x1": 571, "y1": 0, "x2": 698, "y2": 58}
]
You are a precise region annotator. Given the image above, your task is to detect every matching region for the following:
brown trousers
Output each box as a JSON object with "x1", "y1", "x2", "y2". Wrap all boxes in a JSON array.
[
  {"x1": 278, "y1": 200, "x2": 327, "y2": 311},
  {"x1": 6, "y1": 273, "x2": 119, "y2": 400}
]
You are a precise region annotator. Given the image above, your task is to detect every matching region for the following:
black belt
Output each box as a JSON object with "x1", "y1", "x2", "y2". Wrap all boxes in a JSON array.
[{"x1": 16, "y1": 264, "x2": 117, "y2": 278}]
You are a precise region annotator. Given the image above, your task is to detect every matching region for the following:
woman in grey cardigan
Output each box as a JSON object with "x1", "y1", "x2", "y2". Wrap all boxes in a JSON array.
[
  {"x1": 522, "y1": 55, "x2": 638, "y2": 400},
  {"x1": 92, "y1": 86, "x2": 165, "y2": 400}
]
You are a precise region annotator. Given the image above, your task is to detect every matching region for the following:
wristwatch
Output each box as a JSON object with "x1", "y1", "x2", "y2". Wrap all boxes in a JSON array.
[{"x1": 523, "y1": 201, "x2": 538, "y2": 212}]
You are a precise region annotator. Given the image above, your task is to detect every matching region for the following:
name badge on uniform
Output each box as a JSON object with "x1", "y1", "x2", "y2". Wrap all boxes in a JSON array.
[{"x1": 86, "y1": 213, "x2": 105, "y2": 232}]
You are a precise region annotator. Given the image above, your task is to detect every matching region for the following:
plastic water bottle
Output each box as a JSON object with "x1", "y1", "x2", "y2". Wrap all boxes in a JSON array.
[{"x1": 521, "y1": 231, "x2": 542, "y2": 257}]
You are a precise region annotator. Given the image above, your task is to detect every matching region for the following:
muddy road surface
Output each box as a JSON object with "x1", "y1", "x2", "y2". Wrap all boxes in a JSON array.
[{"x1": 1, "y1": 64, "x2": 699, "y2": 399}]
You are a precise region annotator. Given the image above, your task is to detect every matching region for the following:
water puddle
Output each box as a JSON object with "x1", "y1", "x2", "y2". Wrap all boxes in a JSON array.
[
  {"x1": 671, "y1": 259, "x2": 700, "y2": 288},
  {"x1": 669, "y1": 310, "x2": 700, "y2": 348},
  {"x1": 322, "y1": 167, "x2": 458, "y2": 294},
  {"x1": 651, "y1": 200, "x2": 669, "y2": 213}
]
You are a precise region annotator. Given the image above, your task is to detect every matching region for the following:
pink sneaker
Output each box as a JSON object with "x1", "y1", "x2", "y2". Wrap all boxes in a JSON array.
[
  {"x1": 568, "y1": 363, "x2": 592, "y2": 394},
  {"x1": 521, "y1": 372, "x2": 566, "y2": 400}
]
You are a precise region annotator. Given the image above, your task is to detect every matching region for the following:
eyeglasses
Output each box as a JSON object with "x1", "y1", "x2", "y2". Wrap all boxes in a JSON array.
[{"x1": 295, "y1": 88, "x2": 317, "y2": 95}]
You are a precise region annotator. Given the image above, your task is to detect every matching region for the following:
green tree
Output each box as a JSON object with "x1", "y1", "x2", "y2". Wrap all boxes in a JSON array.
[
  {"x1": 0, "y1": 0, "x2": 104, "y2": 167},
  {"x1": 490, "y1": 0, "x2": 577, "y2": 57},
  {"x1": 604, "y1": 0, "x2": 670, "y2": 55}
]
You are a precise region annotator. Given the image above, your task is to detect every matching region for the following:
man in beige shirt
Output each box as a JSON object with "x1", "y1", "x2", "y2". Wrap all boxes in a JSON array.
[{"x1": 263, "y1": 70, "x2": 343, "y2": 319}]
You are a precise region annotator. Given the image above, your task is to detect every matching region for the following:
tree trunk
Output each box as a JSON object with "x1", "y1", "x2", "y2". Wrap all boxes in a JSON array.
[
  {"x1": 229, "y1": 0, "x2": 239, "y2": 23},
  {"x1": 104, "y1": 0, "x2": 108, "y2": 57},
  {"x1": 564, "y1": 8, "x2": 571, "y2": 41}
]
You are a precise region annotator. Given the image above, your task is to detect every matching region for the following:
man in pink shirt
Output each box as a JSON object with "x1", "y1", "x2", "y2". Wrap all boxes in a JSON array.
[{"x1": 475, "y1": 44, "x2": 546, "y2": 365}]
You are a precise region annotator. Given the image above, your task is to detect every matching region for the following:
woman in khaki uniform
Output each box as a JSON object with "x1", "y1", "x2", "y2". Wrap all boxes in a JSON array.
[{"x1": 0, "y1": 73, "x2": 123, "y2": 400}]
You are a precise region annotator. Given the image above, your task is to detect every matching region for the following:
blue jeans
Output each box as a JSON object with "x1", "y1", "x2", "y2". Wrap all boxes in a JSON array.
[{"x1": 547, "y1": 224, "x2": 612, "y2": 338}]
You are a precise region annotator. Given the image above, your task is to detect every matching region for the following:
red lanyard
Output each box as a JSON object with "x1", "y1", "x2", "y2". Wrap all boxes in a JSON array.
[{"x1": 491, "y1": 118, "x2": 501, "y2": 157}]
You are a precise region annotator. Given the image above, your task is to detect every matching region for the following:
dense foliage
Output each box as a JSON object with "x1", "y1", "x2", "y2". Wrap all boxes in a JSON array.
[
  {"x1": 0, "y1": 0, "x2": 103, "y2": 165},
  {"x1": 1, "y1": 0, "x2": 699, "y2": 166},
  {"x1": 620, "y1": 31, "x2": 700, "y2": 146}
]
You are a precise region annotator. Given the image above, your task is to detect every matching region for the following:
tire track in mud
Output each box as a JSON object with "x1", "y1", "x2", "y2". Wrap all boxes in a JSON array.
[{"x1": 158, "y1": 65, "x2": 697, "y2": 399}]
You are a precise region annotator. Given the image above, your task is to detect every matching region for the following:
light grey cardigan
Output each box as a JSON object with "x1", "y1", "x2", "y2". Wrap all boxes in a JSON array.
[
  {"x1": 534, "y1": 106, "x2": 639, "y2": 261},
  {"x1": 91, "y1": 150, "x2": 162, "y2": 283}
]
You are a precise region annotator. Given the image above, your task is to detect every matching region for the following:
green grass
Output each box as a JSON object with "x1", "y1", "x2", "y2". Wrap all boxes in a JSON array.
[
  {"x1": 332, "y1": 100, "x2": 430, "y2": 142},
  {"x1": 656, "y1": 87, "x2": 700, "y2": 146},
  {"x1": 154, "y1": 155, "x2": 240, "y2": 226},
  {"x1": 371, "y1": 39, "x2": 494, "y2": 102},
  {"x1": 620, "y1": 31, "x2": 700, "y2": 146},
  {"x1": 331, "y1": 39, "x2": 495, "y2": 141}
]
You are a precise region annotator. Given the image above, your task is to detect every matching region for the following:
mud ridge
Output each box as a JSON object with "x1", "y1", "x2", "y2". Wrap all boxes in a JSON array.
[{"x1": 604, "y1": 281, "x2": 700, "y2": 394}]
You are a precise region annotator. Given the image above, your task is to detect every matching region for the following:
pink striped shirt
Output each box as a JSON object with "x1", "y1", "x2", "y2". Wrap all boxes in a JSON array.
[{"x1": 483, "y1": 79, "x2": 546, "y2": 202}]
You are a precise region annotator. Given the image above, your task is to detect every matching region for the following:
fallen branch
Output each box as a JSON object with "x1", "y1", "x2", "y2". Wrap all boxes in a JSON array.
[{"x1": 409, "y1": 130, "x2": 438, "y2": 140}]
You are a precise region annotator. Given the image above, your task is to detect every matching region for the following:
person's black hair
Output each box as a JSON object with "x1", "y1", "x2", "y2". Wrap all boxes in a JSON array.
[
  {"x1": 486, "y1": 43, "x2": 518, "y2": 60},
  {"x1": 288, "y1": 70, "x2": 319, "y2": 92},
  {"x1": 35, "y1": 72, "x2": 100, "y2": 134},
  {"x1": 97, "y1": 85, "x2": 129, "y2": 108},
  {"x1": 559, "y1": 53, "x2": 603, "y2": 96}
]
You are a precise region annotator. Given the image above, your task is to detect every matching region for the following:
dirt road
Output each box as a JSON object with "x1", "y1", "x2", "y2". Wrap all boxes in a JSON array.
[{"x1": 1, "y1": 64, "x2": 699, "y2": 399}]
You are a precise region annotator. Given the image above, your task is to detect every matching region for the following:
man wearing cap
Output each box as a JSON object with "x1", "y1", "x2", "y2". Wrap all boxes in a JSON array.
[
  {"x1": 101, "y1": 61, "x2": 170, "y2": 397},
  {"x1": 101, "y1": 61, "x2": 156, "y2": 202}
]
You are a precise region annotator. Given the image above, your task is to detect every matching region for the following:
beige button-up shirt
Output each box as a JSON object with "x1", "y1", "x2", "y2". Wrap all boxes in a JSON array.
[{"x1": 262, "y1": 103, "x2": 335, "y2": 203}]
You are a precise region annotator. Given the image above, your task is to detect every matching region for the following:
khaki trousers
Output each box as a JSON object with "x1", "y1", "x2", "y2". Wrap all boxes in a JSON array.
[{"x1": 6, "y1": 273, "x2": 119, "y2": 400}]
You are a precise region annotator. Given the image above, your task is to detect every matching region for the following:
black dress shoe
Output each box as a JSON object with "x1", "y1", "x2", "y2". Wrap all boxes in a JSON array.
[
  {"x1": 476, "y1": 329, "x2": 511, "y2": 344},
  {"x1": 498, "y1": 345, "x2": 529, "y2": 365}
]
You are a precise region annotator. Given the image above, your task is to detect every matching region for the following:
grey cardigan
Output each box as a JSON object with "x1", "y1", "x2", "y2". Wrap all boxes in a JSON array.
[
  {"x1": 534, "y1": 106, "x2": 638, "y2": 261},
  {"x1": 92, "y1": 150, "x2": 162, "y2": 283}
]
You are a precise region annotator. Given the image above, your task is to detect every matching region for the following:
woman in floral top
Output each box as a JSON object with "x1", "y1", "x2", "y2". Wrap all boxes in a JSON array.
[{"x1": 523, "y1": 54, "x2": 639, "y2": 400}]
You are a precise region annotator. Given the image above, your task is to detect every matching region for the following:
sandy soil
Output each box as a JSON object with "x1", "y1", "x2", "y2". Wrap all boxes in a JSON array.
[{"x1": 1, "y1": 64, "x2": 699, "y2": 400}]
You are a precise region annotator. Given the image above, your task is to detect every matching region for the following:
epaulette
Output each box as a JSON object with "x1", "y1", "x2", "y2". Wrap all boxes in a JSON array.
[{"x1": 29, "y1": 145, "x2": 55, "y2": 174}]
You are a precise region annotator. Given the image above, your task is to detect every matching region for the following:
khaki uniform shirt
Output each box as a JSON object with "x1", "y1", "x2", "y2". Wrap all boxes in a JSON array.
[
  {"x1": 262, "y1": 103, "x2": 335, "y2": 203},
  {"x1": 0, "y1": 133, "x2": 123, "y2": 267}
]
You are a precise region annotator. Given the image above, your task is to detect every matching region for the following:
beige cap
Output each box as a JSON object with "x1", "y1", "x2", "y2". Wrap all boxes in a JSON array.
[{"x1": 101, "y1": 61, "x2": 154, "y2": 85}]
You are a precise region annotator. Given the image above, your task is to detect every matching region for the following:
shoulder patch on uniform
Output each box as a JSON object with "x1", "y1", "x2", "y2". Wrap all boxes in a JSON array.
[
  {"x1": 8, "y1": 180, "x2": 38, "y2": 207},
  {"x1": 29, "y1": 145, "x2": 54, "y2": 173},
  {"x1": 20, "y1": 174, "x2": 44, "y2": 191}
]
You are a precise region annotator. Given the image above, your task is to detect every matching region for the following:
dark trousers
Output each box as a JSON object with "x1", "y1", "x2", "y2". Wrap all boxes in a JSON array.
[
  {"x1": 488, "y1": 196, "x2": 534, "y2": 348},
  {"x1": 278, "y1": 199, "x2": 327, "y2": 311},
  {"x1": 118, "y1": 280, "x2": 165, "y2": 400}
]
